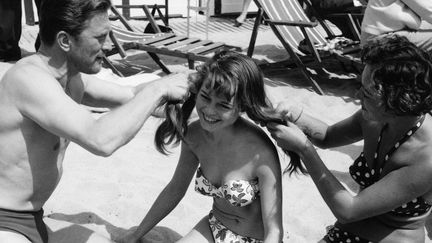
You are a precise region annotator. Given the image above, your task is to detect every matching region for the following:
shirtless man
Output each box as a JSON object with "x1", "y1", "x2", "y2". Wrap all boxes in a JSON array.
[{"x1": 0, "y1": 0, "x2": 192, "y2": 242}]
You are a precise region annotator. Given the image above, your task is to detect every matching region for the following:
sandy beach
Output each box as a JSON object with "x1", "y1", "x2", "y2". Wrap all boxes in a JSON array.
[{"x1": 2, "y1": 0, "x2": 432, "y2": 242}]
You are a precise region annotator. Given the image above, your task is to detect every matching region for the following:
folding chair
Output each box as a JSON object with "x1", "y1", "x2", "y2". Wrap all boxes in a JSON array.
[
  {"x1": 105, "y1": 5, "x2": 172, "y2": 76},
  {"x1": 105, "y1": 5, "x2": 241, "y2": 76},
  {"x1": 187, "y1": 0, "x2": 211, "y2": 40},
  {"x1": 299, "y1": 0, "x2": 364, "y2": 41},
  {"x1": 247, "y1": 0, "x2": 362, "y2": 95}
]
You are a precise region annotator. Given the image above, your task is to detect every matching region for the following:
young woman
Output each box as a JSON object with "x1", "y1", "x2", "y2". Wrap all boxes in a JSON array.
[
  {"x1": 267, "y1": 35, "x2": 432, "y2": 242},
  {"x1": 118, "y1": 51, "x2": 306, "y2": 242}
]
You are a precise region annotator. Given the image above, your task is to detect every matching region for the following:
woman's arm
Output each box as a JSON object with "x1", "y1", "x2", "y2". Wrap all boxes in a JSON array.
[
  {"x1": 256, "y1": 146, "x2": 283, "y2": 242},
  {"x1": 120, "y1": 142, "x2": 199, "y2": 242},
  {"x1": 267, "y1": 121, "x2": 432, "y2": 223},
  {"x1": 276, "y1": 102, "x2": 363, "y2": 148},
  {"x1": 300, "y1": 141, "x2": 432, "y2": 222}
]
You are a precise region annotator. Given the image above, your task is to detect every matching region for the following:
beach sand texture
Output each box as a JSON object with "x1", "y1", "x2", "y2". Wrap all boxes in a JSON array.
[{"x1": 2, "y1": 0, "x2": 432, "y2": 242}]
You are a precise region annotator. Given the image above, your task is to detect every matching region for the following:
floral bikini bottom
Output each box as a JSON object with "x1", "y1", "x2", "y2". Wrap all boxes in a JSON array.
[{"x1": 208, "y1": 211, "x2": 263, "y2": 243}]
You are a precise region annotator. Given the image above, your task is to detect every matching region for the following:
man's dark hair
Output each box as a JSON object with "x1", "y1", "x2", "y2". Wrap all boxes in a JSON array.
[{"x1": 39, "y1": 0, "x2": 111, "y2": 46}]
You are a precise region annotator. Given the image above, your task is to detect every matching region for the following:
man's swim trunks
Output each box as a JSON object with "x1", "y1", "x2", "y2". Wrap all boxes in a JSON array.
[{"x1": 0, "y1": 208, "x2": 48, "y2": 243}]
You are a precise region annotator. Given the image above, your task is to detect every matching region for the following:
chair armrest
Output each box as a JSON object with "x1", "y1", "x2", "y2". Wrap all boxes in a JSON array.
[
  {"x1": 265, "y1": 19, "x2": 318, "y2": 28},
  {"x1": 325, "y1": 12, "x2": 363, "y2": 18},
  {"x1": 342, "y1": 6, "x2": 366, "y2": 13},
  {"x1": 114, "y1": 4, "x2": 166, "y2": 9}
]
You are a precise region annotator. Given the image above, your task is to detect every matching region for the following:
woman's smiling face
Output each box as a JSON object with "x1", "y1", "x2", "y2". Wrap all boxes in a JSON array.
[{"x1": 195, "y1": 80, "x2": 240, "y2": 133}]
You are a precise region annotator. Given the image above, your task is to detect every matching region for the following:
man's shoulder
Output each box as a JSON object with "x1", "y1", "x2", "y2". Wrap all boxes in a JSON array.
[
  {"x1": 7, "y1": 55, "x2": 45, "y2": 75},
  {"x1": 0, "y1": 56, "x2": 62, "y2": 101},
  {"x1": 4, "y1": 55, "x2": 56, "y2": 85}
]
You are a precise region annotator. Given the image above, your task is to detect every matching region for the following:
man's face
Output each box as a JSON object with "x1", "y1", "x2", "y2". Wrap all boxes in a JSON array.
[{"x1": 68, "y1": 12, "x2": 111, "y2": 74}]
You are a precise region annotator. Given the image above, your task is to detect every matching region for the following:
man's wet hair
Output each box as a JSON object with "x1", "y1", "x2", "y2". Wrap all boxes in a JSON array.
[{"x1": 39, "y1": 0, "x2": 111, "y2": 46}]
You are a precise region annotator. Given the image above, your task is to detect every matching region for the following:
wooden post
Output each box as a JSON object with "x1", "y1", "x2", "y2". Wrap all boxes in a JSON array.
[
  {"x1": 165, "y1": 0, "x2": 169, "y2": 25},
  {"x1": 122, "y1": 0, "x2": 130, "y2": 19},
  {"x1": 23, "y1": 0, "x2": 35, "y2": 25}
]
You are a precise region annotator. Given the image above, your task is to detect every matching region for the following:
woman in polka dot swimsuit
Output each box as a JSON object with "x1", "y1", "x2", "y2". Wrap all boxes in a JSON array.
[{"x1": 267, "y1": 35, "x2": 432, "y2": 242}]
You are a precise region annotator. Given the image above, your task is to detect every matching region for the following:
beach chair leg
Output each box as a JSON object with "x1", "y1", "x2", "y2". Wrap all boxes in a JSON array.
[
  {"x1": 102, "y1": 56, "x2": 124, "y2": 77},
  {"x1": 148, "y1": 52, "x2": 171, "y2": 74},
  {"x1": 142, "y1": 5, "x2": 161, "y2": 33},
  {"x1": 187, "y1": 0, "x2": 190, "y2": 37},
  {"x1": 268, "y1": 21, "x2": 325, "y2": 95},
  {"x1": 289, "y1": 48, "x2": 324, "y2": 94},
  {"x1": 346, "y1": 14, "x2": 361, "y2": 41},
  {"x1": 247, "y1": 8, "x2": 263, "y2": 57},
  {"x1": 188, "y1": 59, "x2": 195, "y2": 70},
  {"x1": 299, "y1": 66, "x2": 324, "y2": 95}
]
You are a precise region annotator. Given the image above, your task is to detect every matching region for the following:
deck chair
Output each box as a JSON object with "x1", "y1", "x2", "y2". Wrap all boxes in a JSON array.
[
  {"x1": 104, "y1": 5, "x2": 172, "y2": 76},
  {"x1": 105, "y1": 5, "x2": 241, "y2": 76},
  {"x1": 247, "y1": 0, "x2": 362, "y2": 95},
  {"x1": 110, "y1": 3, "x2": 169, "y2": 24},
  {"x1": 299, "y1": 0, "x2": 364, "y2": 41}
]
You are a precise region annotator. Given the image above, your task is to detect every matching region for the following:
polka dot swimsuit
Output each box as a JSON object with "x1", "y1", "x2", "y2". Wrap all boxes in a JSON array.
[
  {"x1": 324, "y1": 116, "x2": 431, "y2": 243},
  {"x1": 349, "y1": 116, "x2": 431, "y2": 217},
  {"x1": 324, "y1": 225, "x2": 373, "y2": 243}
]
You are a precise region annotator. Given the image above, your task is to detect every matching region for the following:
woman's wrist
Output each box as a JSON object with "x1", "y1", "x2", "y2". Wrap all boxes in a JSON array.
[
  {"x1": 286, "y1": 105, "x2": 303, "y2": 123},
  {"x1": 292, "y1": 107, "x2": 303, "y2": 123},
  {"x1": 298, "y1": 139, "x2": 314, "y2": 158}
]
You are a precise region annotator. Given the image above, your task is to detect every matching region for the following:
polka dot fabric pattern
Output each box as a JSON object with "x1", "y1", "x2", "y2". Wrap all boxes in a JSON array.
[
  {"x1": 349, "y1": 116, "x2": 431, "y2": 217},
  {"x1": 324, "y1": 226, "x2": 373, "y2": 243}
]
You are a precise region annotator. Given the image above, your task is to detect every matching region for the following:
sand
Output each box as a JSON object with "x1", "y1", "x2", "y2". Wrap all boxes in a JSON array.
[{"x1": 2, "y1": 1, "x2": 432, "y2": 242}]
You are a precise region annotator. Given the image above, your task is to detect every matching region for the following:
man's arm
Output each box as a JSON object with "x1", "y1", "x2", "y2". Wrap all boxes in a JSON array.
[
  {"x1": 81, "y1": 73, "x2": 135, "y2": 108},
  {"x1": 81, "y1": 72, "x2": 192, "y2": 116},
  {"x1": 13, "y1": 66, "x2": 190, "y2": 156}
]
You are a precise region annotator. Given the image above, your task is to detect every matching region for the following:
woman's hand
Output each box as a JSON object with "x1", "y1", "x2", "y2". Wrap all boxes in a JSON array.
[
  {"x1": 274, "y1": 101, "x2": 303, "y2": 124},
  {"x1": 266, "y1": 121, "x2": 309, "y2": 155}
]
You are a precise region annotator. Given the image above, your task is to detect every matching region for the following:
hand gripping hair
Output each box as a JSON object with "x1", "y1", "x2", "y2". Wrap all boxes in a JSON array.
[{"x1": 154, "y1": 51, "x2": 306, "y2": 175}]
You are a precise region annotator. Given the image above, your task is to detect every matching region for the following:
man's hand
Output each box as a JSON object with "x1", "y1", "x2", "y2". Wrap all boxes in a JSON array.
[{"x1": 157, "y1": 71, "x2": 197, "y2": 102}]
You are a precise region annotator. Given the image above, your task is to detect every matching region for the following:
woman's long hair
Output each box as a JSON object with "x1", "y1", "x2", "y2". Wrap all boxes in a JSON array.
[{"x1": 154, "y1": 51, "x2": 306, "y2": 175}]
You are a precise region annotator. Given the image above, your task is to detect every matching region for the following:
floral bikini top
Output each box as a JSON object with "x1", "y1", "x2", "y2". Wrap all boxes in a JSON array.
[
  {"x1": 194, "y1": 167, "x2": 260, "y2": 207},
  {"x1": 349, "y1": 116, "x2": 432, "y2": 217}
]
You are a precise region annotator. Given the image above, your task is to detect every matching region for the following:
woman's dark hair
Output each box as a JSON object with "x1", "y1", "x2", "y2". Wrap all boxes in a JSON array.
[
  {"x1": 155, "y1": 51, "x2": 306, "y2": 175},
  {"x1": 39, "y1": 0, "x2": 111, "y2": 46},
  {"x1": 361, "y1": 35, "x2": 432, "y2": 116}
]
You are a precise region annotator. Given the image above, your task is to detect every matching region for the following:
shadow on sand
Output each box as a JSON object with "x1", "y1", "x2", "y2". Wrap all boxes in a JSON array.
[{"x1": 47, "y1": 212, "x2": 182, "y2": 243}]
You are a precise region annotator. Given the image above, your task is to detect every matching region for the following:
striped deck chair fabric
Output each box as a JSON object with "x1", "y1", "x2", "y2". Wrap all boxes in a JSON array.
[
  {"x1": 106, "y1": 5, "x2": 241, "y2": 75},
  {"x1": 105, "y1": 5, "x2": 172, "y2": 75},
  {"x1": 107, "y1": 25, "x2": 164, "y2": 57},
  {"x1": 248, "y1": 0, "x2": 361, "y2": 94},
  {"x1": 260, "y1": 0, "x2": 328, "y2": 56}
]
